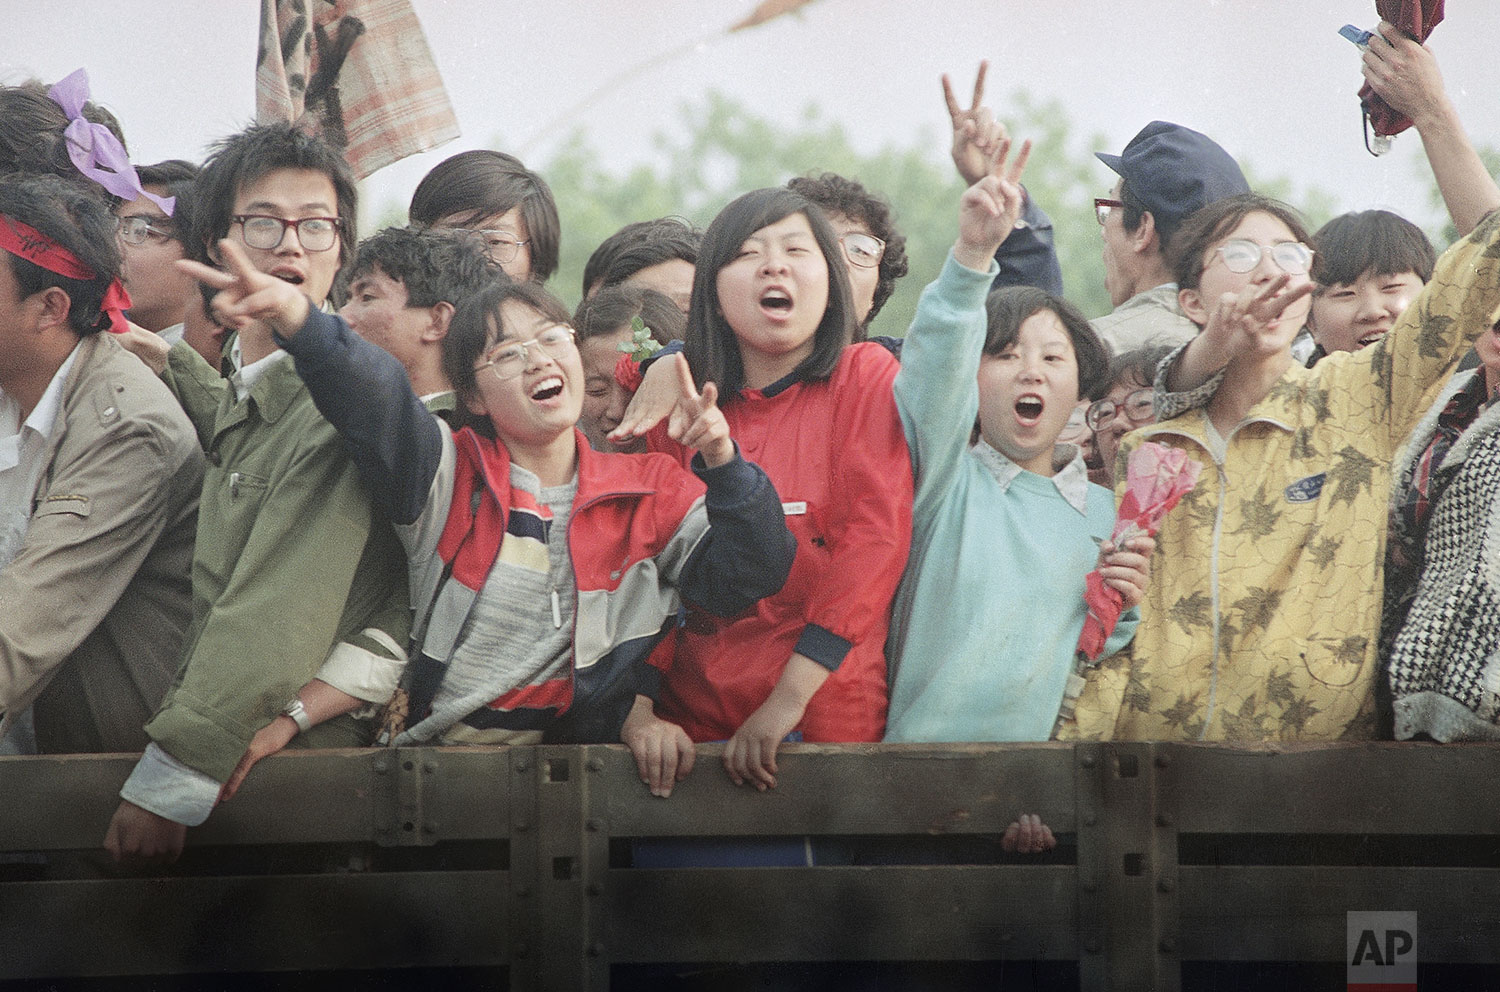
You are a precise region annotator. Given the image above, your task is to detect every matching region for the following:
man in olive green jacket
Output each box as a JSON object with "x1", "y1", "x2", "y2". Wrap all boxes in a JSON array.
[{"x1": 105, "y1": 124, "x2": 409, "y2": 863}]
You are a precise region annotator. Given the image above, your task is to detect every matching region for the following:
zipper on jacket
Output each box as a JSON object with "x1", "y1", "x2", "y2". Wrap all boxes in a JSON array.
[{"x1": 550, "y1": 585, "x2": 562, "y2": 630}]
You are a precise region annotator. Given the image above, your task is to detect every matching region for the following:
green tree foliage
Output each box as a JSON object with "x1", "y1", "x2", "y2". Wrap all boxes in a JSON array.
[
  {"x1": 538, "y1": 89, "x2": 1123, "y2": 330},
  {"x1": 373, "y1": 90, "x2": 1335, "y2": 330},
  {"x1": 1424, "y1": 142, "x2": 1500, "y2": 247}
]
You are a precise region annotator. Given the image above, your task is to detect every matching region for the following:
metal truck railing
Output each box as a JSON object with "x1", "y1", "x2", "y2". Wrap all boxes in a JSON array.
[{"x1": 2, "y1": 741, "x2": 1497, "y2": 990}]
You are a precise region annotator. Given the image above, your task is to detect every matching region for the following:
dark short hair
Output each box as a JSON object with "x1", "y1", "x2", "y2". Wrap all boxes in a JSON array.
[
  {"x1": 1109, "y1": 342, "x2": 1178, "y2": 392},
  {"x1": 786, "y1": 172, "x2": 910, "y2": 325},
  {"x1": 135, "y1": 159, "x2": 198, "y2": 189},
  {"x1": 685, "y1": 188, "x2": 857, "y2": 396},
  {"x1": 1310, "y1": 209, "x2": 1436, "y2": 288},
  {"x1": 409, "y1": 150, "x2": 560, "y2": 284},
  {"x1": 190, "y1": 122, "x2": 357, "y2": 276},
  {"x1": 598, "y1": 222, "x2": 700, "y2": 290},
  {"x1": 1118, "y1": 179, "x2": 1149, "y2": 237},
  {"x1": 1169, "y1": 193, "x2": 1312, "y2": 294},
  {"x1": 132, "y1": 159, "x2": 200, "y2": 248},
  {"x1": 0, "y1": 172, "x2": 121, "y2": 336},
  {"x1": 0, "y1": 81, "x2": 128, "y2": 196},
  {"x1": 574, "y1": 284, "x2": 683, "y2": 345},
  {"x1": 583, "y1": 217, "x2": 697, "y2": 298},
  {"x1": 351, "y1": 226, "x2": 496, "y2": 309},
  {"x1": 983, "y1": 285, "x2": 1110, "y2": 401},
  {"x1": 443, "y1": 278, "x2": 574, "y2": 437}
]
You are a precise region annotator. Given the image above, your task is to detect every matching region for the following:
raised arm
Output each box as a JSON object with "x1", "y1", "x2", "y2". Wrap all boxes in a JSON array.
[
  {"x1": 177, "y1": 242, "x2": 445, "y2": 525},
  {"x1": 1364, "y1": 21, "x2": 1500, "y2": 237},
  {"x1": 1162, "y1": 274, "x2": 1313, "y2": 393},
  {"x1": 943, "y1": 64, "x2": 1061, "y2": 294},
  {"x1": 896, "y1": 138, "x2": 1031, "y2": 510}
]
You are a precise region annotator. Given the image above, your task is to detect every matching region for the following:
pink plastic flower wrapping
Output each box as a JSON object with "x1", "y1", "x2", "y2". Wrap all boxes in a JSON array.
[{"x1": 1075, "y1": 442, "x2": 1203, "y2": 662}]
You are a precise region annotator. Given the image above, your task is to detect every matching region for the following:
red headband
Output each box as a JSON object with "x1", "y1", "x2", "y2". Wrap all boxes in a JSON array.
[
  {"x1": 0, "y1": 214, "x2": 132, "y2": 334},
  {"x1": 0, "y1": 215, "x2": 94, "y2": 279}
]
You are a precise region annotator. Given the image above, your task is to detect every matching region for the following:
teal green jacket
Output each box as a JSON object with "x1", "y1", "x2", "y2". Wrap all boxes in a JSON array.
[{"x1": 144, "y1": 342, "x2": 409, "y2": 783}]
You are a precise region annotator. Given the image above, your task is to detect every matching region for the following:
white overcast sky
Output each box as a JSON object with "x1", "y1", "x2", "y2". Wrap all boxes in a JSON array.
[{"x1": 6, "y1": 1, "x2": 1497, "y2": 235}]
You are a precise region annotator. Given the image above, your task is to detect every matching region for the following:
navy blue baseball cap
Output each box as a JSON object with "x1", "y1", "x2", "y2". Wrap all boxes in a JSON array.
[{"x1": 1098, "y1": 122, "x2": 1249, "y2": 231}]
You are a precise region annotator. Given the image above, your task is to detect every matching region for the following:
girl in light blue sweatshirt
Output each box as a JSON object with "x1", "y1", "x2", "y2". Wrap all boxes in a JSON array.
[{"x1": 885, "y1": 143, "x2": 1153, "y2": 752}]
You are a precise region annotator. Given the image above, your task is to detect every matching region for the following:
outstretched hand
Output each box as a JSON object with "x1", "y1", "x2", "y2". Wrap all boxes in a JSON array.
[
  {"x1": 943, "y1": 61, "x2": 1009, "y2": 186},
  {"x1": 175, "y1": 239, "x2": 311, "y2": 339},
  {"x1": 666, "y1": 354, "x2": 734, "y2": 468},
  {"x1": 608, "y1": 352, "x2": 686, "y2": 444},
  {"x1": 953, "y1": 136, "x2": 1032, "y2": 271},
  {"x1": 1200, "y1": 273, "x2": 1315, "y2": 363}
]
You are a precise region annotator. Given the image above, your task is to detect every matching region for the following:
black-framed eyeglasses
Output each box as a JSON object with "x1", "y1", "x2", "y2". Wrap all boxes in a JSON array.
[
  {"x1": 117, "y1": 215, "x2": 175, "y2": 246},
  {"x1": 473, "y1": 325, "x2": 576, "y2": 382},
  {"x1": 233, "y1": 214, "x2": 341, "y2": 252},
  {"x1": 471, "y1": 229, "x2": 531, "y2": 266},
  {"x1": 1094, "y1": 197, "x2": 1123, "y2": 226},
  {"x1": 1086, "y1": 388, "x2": 1155, "y2": 431},
  {"x1": 839, "y1": 232, "x2": 885, "y2": 269},
  {"x1": 1207, "y1": 239, "x2": 1314, "y2": 276}
]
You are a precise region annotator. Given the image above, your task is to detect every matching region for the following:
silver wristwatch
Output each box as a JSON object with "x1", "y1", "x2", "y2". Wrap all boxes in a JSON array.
[{"x1": 282, "y1": 698, "x2": 313, "y2": 734}]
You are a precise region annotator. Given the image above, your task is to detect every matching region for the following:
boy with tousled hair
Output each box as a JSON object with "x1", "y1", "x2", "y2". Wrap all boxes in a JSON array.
[
  {"x1": 106, "y1": 123, "x2": 408, "y2": 863},
  {"x1": 340, "y1": 225, "x2": 497, "y2": 416}
]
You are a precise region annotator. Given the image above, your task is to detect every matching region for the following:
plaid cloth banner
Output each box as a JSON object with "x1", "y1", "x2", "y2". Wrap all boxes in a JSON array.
[{"x1": 256, "y1": 0, "x2": 460, "y2": 179}]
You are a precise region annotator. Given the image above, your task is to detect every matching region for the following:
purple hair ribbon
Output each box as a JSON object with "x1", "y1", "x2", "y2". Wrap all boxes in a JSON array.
[{"x1": 47, "y1": 69, "x2": 175, "y2": 216}]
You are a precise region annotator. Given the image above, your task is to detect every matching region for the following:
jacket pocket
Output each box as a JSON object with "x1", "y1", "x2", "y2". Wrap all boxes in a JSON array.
[
  {"x1": 34, "y1": 494, "x2": 91, "y2": 519},
  {"x1": 225, "y1": 470, "x2": 270, "y2": 503}
]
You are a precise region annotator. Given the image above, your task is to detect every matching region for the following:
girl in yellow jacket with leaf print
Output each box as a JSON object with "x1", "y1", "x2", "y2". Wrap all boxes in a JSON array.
[{"x1": 1063, "y1": 193, "x2": 1500, "y2": 743}]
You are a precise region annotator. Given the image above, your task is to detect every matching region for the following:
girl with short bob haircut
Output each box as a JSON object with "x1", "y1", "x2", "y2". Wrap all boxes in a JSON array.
[
  {"x1": 617, "y1": 185, "x2": 913, "y2": 790},
  {"x1": 1305, "y1": 209, "x2": 1436, "y2": 361},
  {"x1": 885, "y1": 149, "x2": 1148, "y2": 748}
]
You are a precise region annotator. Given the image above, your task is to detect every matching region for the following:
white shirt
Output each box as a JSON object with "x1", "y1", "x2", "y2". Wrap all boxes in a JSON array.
[
  {"x1": 227, "y1": 335, "x2": 289, "y2": 403},
  {"x1": 0, "y1": 345, "x2": 79, "y2": 568}
]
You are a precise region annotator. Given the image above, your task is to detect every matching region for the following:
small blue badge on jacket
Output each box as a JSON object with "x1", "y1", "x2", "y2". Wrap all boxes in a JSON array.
[{"x1": 1284, "y1": 473, "x2": 1326, "y2": 503}]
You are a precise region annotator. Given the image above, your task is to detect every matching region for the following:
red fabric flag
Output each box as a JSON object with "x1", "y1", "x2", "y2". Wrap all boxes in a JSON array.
[
  {"x1": 1075, "y1": 443, "x2": 1203, "y2": 662},
  {"x1": 256, "y1": 0, "x2": 460, "y2": 180},
  {"x1": 1359, "y1": 0, "x2": 1446, "y2": 140}
]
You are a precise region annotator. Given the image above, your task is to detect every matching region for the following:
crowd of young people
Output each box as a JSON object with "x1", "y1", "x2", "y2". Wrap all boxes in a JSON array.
[{"x1": 0, "y1": 21, "x2": 1498, "y2": 867}]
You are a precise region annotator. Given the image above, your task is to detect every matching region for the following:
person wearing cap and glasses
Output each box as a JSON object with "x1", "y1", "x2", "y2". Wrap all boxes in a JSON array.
[{"x1": 1090, "y1": 121, "x2": 1249, "y2": 355}]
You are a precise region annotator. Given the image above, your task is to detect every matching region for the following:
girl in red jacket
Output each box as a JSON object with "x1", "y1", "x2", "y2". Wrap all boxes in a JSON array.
[{"x1": 614, "y1": 187, "x2": 914, "y2": 790}]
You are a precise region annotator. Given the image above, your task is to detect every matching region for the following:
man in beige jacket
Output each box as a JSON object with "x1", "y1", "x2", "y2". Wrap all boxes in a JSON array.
[{"x1": 0, "y1": 173, "x2": 202, "y2": 753}]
